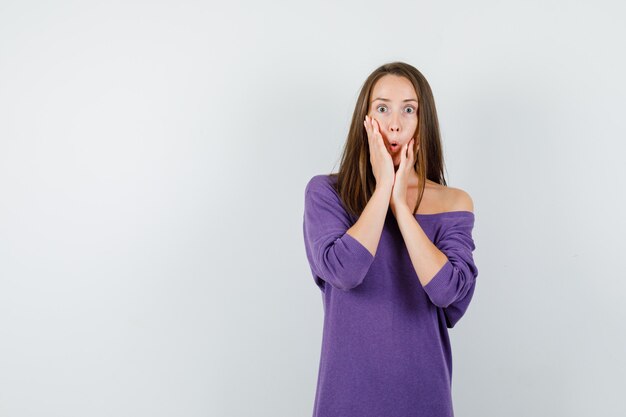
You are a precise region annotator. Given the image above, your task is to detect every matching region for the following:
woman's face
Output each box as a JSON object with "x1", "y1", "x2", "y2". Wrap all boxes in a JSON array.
[{"x1": 367, "y1": 74, "x2": 419, "y2": 167}]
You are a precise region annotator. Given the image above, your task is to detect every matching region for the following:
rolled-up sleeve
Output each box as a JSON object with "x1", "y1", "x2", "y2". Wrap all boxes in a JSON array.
[
  {"x1": 422, "y1": 214, "x2": 479, "y2": 321},
  {"x1": 302, "y1": 175, "x2": 375, "y2": 292}
]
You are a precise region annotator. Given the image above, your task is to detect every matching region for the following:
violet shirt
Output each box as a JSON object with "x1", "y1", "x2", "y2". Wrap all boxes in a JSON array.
[{"x1": 302, "y1": 174, "x2": 479, "y2": 417}]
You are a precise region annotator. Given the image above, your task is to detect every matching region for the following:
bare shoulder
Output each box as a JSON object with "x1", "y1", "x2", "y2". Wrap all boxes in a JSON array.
[{"x1": 445, "y1": 186, "x2": 474, "y2": 213}]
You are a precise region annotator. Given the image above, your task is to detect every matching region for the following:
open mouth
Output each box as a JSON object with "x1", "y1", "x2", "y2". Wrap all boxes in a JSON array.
[{"x1": 389, "y1": 142, "x2": 399, "y2": 151}]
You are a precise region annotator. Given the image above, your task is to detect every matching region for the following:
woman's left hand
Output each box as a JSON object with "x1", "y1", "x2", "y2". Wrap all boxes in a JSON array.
[{"x1": 390, "y1": 138, "x2": 418, "y2": 216}]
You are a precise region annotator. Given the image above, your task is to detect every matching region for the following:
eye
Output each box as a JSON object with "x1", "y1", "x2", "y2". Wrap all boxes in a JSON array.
[
  {"x1": 405, "y1": 106, "x2": 416, "y2": 114},
  {"x1": 376, "y1": 105, "x2": 387, "y2": 113}
]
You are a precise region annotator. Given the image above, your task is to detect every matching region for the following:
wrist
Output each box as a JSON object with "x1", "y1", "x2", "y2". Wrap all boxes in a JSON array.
[
  {"x1": 375, "y1": 182, "x2": 393, "y2": 195},
  {"x1": 393, "y1": 202, "x2": 411, "y2": 214}
]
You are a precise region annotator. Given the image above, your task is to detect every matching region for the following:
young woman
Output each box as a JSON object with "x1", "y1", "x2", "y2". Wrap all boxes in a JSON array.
[{"x1": 302, "y1": 62, "x2": 479, "y2": 417}]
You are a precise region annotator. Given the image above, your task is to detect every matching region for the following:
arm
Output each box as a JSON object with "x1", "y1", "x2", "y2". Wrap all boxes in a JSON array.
[
  {"x1": 302, "y1": 176, "x2": 391, "y2": 291},
  {"x1": 393, "y1": 205, "x2": 450, "y2": 290},
  {"x1": 394, "y1": 198, "x2": 478, "y2": 309},
  {"x1": 346, "y1": 184, "x2": 392, "y2": 257}
]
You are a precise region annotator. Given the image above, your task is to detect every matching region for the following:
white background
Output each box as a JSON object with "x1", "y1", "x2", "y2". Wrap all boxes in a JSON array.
[{"x1": 1, "y1": 1, "x2": 625, "y2": 416}]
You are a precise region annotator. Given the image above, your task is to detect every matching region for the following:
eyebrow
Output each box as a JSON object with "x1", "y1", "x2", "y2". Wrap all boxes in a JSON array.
[{"x1": 371, "y1": 97, "x2": 418, "y2": 103}]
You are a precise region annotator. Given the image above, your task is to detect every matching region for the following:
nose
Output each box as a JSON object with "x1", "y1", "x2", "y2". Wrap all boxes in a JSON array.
[{"x1": 388, "y1": 113, "x2": 401, "y2": 133}]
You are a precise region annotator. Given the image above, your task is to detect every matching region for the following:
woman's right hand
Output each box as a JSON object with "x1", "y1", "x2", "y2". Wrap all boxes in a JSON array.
[{"x1": 364, "y1": 114, "x2": 395, "y2": 190}]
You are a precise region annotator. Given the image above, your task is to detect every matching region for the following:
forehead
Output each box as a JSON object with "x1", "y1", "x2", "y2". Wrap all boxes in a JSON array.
[{"x1": 371, "y1": 74, "x2": 417, "y2": 100}]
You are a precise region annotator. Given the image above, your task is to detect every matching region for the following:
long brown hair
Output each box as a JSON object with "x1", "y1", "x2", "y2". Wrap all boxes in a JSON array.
[{"x1": 329, "y1": 61, "x2": 447, "y2": 218}]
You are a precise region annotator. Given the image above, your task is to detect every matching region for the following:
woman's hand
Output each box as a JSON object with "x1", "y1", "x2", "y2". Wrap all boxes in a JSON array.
[
  {"x1": 390, "y1": 138, "x2": 418, "y2": 216},
  {"x1": 364, "y1": 115, "x2": 395, "y2": 190}
]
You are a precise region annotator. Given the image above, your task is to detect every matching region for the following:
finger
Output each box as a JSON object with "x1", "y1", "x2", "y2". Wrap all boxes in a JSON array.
[
  {"x1": 373, "y1": 119, "x2": 385, "y2": 147},
  {"x1": 373, "y1": 119, "x2": 384, "y2": 147},
  {"x1": 401, "y1": 142, "x2": 407, "y2": 167},
  {"x1": 378, "y1": 134, "x2": 387, "y2": 154},
  {"x1": 368, "y1": 117, "x2": 378, "y2": 149},
  {"x1": 363, "y1": 119, "x2": 370, "y2": 153},
  {"x1": 408, "y1": 139, "x2": 416, "y2": 162}
]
